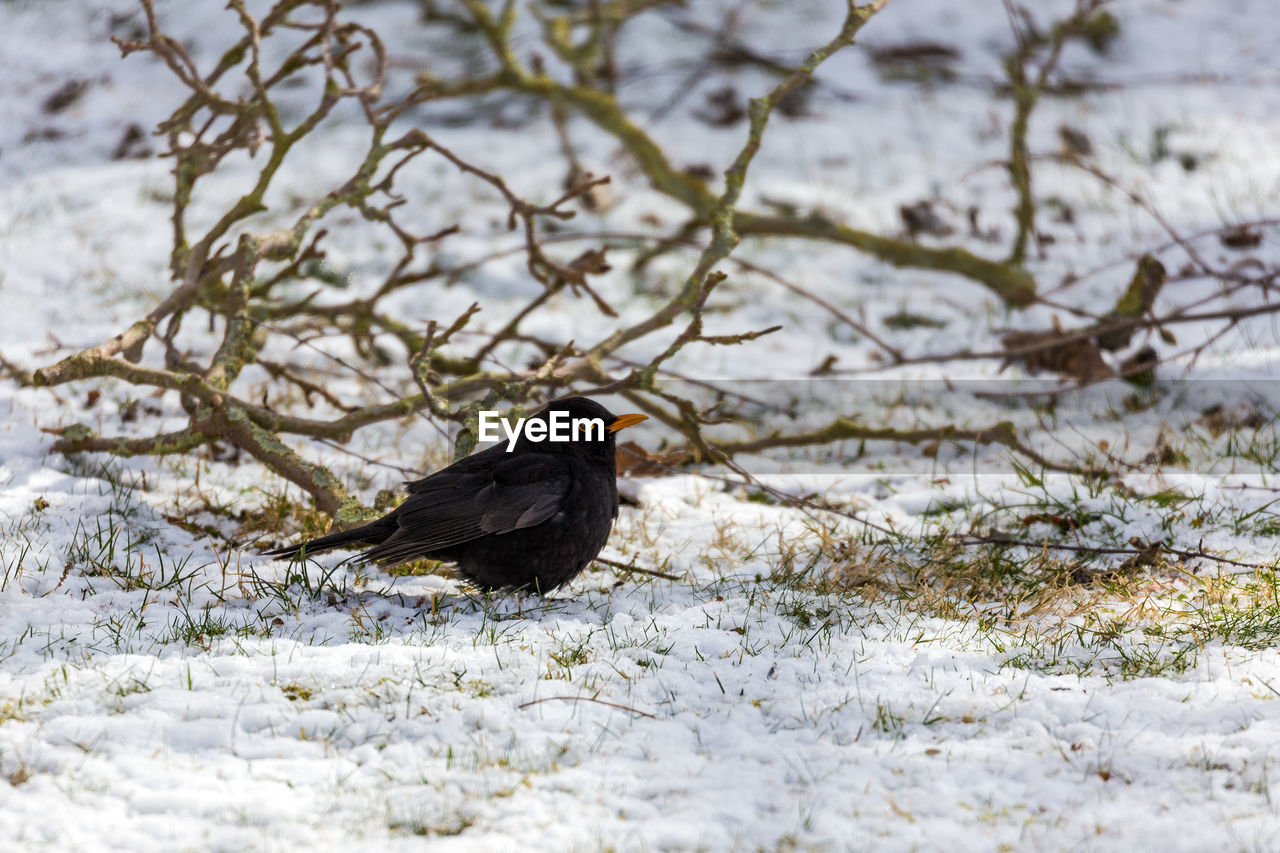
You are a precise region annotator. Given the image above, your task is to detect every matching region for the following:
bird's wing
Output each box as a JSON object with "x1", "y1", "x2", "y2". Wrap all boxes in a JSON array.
[
  {"x1": 362, "y1": 453, "x2": 572, "y2": 566},
  {"x1": 403, "y1": 442, "x2": 506, "y2": 494}
]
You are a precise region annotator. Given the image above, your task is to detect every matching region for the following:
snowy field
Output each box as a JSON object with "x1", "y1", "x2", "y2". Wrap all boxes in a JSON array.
[{"x1": 3, "y1": 0, "x2": 1280, "y2": 849}]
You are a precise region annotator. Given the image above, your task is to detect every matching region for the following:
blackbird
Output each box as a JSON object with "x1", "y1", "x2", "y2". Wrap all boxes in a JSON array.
[{"x1": 262, "y1": 397, "x2": 647, "y2": 592}]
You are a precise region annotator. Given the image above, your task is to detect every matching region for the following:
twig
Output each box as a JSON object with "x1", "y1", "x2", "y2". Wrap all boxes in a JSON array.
[
  {"x1": 593, "y1": 555, "x2": 681, "y2": 582},
  {"x1": 518, "y1": 695, "x2": 657, "y2": 719},
  {"x1": 956, "y1": 533, "x2": 1277, "y2": 572}
]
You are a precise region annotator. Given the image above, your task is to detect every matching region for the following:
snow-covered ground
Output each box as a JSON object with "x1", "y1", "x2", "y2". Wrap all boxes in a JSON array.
[{"x1": 3, "y1": 0, "x2": 1280, "y2": 849}]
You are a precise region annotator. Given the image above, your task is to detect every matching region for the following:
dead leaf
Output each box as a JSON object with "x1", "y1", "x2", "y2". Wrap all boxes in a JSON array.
[
  {"x1": 1220, "y1": 225, "x2": 1262, "y2": 249},
  {"x1": 1057, "y1": 124, "x2": 1093, "y2": 158},
  {"x1": 616, "y1": 441, "x2": 686, "y2": 477},
  {"x1": 43, "y1": 79, "x2": 89, "y2": 114},
  {"x1": 112, "y1": 123, "x2": 151, "y2": 160},
  {"x1": 1119, "y1": 345, "x2": 1158, "y2": 387},
  {"x1": 567, "y1": 248, "x2": 610, "y2": 276},
  {"x1": 810, "y1": 354, "x2": 838, "y2": 376},
  {"x1": 1117, "y1": 538, "x2": 1162, "y2": 573},
  {"x1": 1198, "y1": 404, "x2": 1266, "y2": 438},
  {"x1": 1020, "y1": 512, "x2": 1079, "y2": 532},
  {"x1": 899, "y1": 200, "x2": 953, "y2": 238},
  {"x1": 693, "y1": 86, "x2": 746, "y2": 127},
  {"x1": 1001, "y1": 329, "x2": 1113, "y2": 382}
]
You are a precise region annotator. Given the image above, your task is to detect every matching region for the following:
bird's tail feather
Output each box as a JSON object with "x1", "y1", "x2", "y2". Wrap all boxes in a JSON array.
[{"x1": 260, "y1": 517, "x2": 394, "y2": 561}]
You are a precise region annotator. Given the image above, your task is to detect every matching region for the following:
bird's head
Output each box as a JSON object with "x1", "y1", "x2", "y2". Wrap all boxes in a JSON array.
[{"x1": 520, "y1": 396, "x2": 647, "y2": 458}]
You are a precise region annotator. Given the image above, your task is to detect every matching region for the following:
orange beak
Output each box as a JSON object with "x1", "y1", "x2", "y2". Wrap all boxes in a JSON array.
[{"x1": 607, "y1": 413, "x2": 648, "y2": 433}]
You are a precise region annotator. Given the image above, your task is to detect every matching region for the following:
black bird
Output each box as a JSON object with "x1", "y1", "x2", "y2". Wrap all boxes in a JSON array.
[{"x1": 262, "y1": 397, "x2": 647, "y2": 592}]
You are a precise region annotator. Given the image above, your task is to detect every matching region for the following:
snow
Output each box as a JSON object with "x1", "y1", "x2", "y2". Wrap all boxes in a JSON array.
[{"x1": 3, "y1": 0, "x2": 1280, "y2": 849}]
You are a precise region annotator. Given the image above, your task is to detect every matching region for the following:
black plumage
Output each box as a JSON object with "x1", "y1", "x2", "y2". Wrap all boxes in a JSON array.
[{"x1": 262, "y1": 397, "x2": 646, "y2": 592}]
